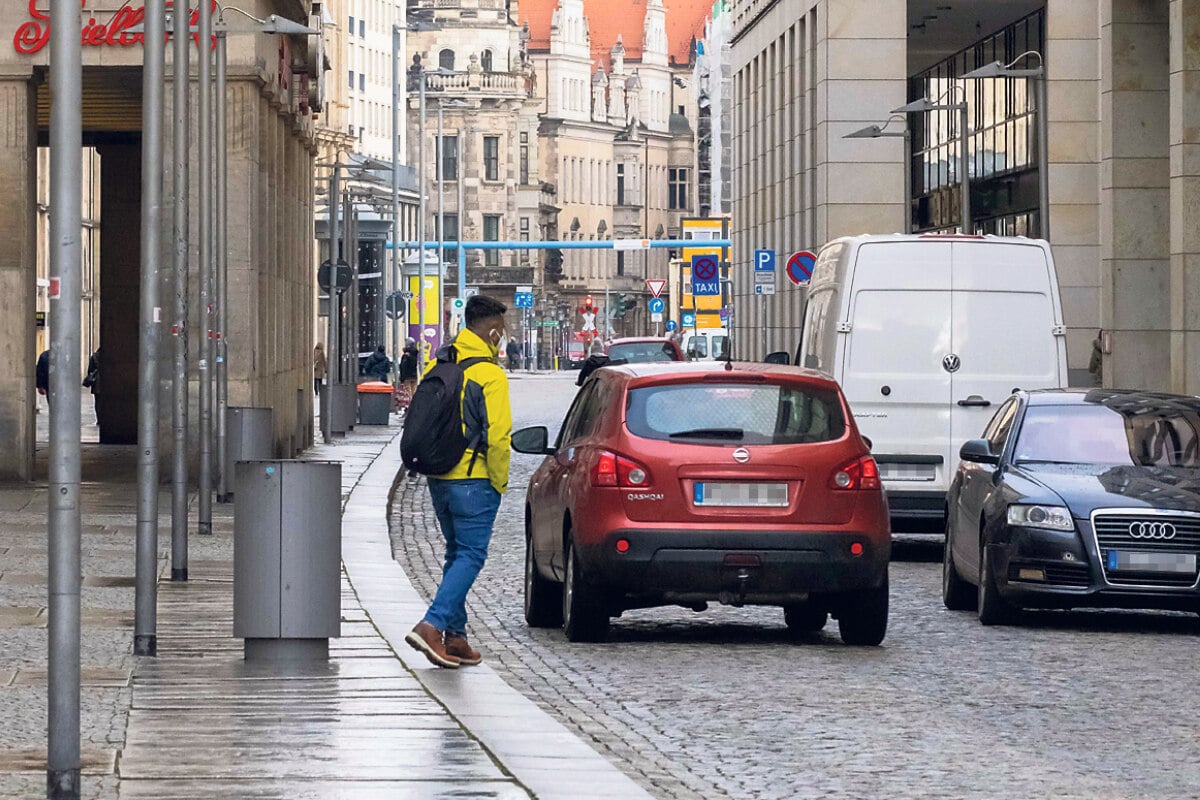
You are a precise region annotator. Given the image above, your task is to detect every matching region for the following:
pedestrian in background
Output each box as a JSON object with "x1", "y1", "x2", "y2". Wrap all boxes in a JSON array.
[
  {"x1": 364, "y1": 344, "x2": 391, "y2": 382},
  {"x1": 83, "y1": 348, "x2": 101, "y2": 420},
  {"x1": 505, "y1": 337, "x2": 521, "y2": 373},
  {"x1": 313, "y1": 342, "x2": 327, "y2": 397},
  {"x1": 36, "y1": 348, "x2": 50, "y2": 412},
  {"x1": 399, "y1": 337, "x2": 419, "y2": 394},
  {"x1": 405, "y1": 294, "x2": 512, "y2": 669}
]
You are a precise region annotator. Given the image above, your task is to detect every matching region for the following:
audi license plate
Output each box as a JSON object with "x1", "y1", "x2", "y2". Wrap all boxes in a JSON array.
[
  {"x1": 1106, "y1": 550, "x2": 1197, "y2": 574},
  {"x1": 693, "y1": 482, "x2": 788, "y2": 508}
]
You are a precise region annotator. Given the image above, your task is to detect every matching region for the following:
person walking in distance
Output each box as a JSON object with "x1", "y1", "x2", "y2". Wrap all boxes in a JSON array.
[
  {"x1": 404, "y1": 295, "x2": 512, "y2": 668},
  {"x1": 399, "y1": 337, "x2": 419, "y2": 395},
  {"x1": 505, "y1": 337, "x2": 522, "y2": 373},
  {"x1": 36, "y1": 349, "x2": 50, "y2": 412},
  {"x1": 364, "y1": 344, "x2": 391, "y2": 382},
  {"x1": 313, "y1": 342, "x2": 327, "y2": 397}
]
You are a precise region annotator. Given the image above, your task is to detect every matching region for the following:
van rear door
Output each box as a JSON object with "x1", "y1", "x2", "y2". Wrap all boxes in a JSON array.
[
  {"x1": 949, "y1": 241, "x2": 1064, "y2": 450},
  {"x1": 841, "y1": 241, "x2": 953, "y2": 492}
]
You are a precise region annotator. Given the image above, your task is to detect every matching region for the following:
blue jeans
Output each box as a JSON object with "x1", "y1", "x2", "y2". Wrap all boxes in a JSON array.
[{"x1": 423, "y1": 478, "x2": 501, "y2": 636}]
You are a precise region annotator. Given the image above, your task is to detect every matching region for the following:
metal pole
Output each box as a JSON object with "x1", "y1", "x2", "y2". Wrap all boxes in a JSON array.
[
  {"x1": 323, "y1": 165, "x2": 339, "y2": 443},
  {"x1": 958, "y1": 100, "x2": 971, "y2": 234},
  {"x1": 391, "y1": 24, "x2": 401, "y2": 382},
  {"x1": 197, "y1": 0, "x2": 213, "y2": 535},
  {"x1": 215, "y1": 28, "x2": 230, "y2": 503},
  {"x1": 344, "y1": 189, "x2": 354, "y2": 381},
  {"x1": 1036, "y1": 72, "x2": 1050, "y2": 240},
  {"x1": 902, "y1": 127, "x2": 912, "y2": 234},
  {"x1": 134, "y1": 0, "x2": 165, "y2": 660},
  {"x1": 47, "y1": 0, "x2": 82, "y2": 793},
  {"x1": 457, "y1": 147, "x2": 465, "y2": 302},
  {"x1": 417, "y1": 74, "x2": 427, "y2": 370},
  {"x1": 437, "y1": 102, "x2": 445, "y2": 349},
  {"x1": 171, "y1": 0, "x2": 190, "y2": 581}
]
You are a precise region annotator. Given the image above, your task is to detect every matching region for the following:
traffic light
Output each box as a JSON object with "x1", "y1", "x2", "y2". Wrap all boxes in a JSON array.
[
  {"x1": 579, "y1": 295, "x2": 595, "y2": 315},
  {"x1": 622, "y1": 297, "x2": 638, "y2": 315}
]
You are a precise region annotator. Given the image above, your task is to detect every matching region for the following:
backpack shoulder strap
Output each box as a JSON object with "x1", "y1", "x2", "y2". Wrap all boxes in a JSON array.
[{"x1": 458, "y1": 357, "x2": 491, "y2": 371}]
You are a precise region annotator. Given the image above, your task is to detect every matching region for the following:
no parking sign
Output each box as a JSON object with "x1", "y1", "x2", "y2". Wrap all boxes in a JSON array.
[{"x1": 786, "y1": 251, "x2": 816, "y2": 285}]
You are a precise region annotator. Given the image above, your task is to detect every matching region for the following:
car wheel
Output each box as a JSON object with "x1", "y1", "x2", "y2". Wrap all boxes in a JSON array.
[
  {"x1": 562, "y1": 538, "x2": 609, "y2": 643},
  {"x1": 837, "y1": 573, "x2": 888, "y2": 646},
  {"x1": 784, "y1": 602, "x2": 827, "y2": 633},
  {"x1": 942, "y1": 533, "x2": 975, "y2": 611},
  {"x1": 977, "y1": 545, "x2": 1017, "y2": 626},
  {"x1": 524, "y1": 533, "x2": 563, "y2": 628}
]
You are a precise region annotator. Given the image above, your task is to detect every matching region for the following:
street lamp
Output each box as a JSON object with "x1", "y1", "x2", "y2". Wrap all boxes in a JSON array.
[
  {"x1": 963, "y1": 51, "x2": 1049, "y2": 240},
  {"x1": 893, "y1": 85, "x2": 971, "y2": 233},
  {"x1": 844, "y1": 115, "x2": 912, "y2": 234},
  {"x1": 437, "y1": 98, "x2": 470, "y2": 351}
]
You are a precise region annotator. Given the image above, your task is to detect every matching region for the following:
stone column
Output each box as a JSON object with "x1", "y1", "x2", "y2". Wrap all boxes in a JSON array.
[
  {"x1": 1100, "y1": 0, "x2": 1171, "y2": 389},
  {"x1": 1169, "y1": 0, "x2": 1200, "y2": 393},
  {"x1": 1046, "y1": 0, "x2": 1103, "y2": 386},
  {"x1": 0, "y1": 76, "x2": 37, "y2": 481}
]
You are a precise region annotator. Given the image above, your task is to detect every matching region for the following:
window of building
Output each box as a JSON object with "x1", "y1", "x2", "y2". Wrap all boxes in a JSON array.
[
  {"x1": 481, "y1": 50, "x2": 493, "y2": 72},
  {"x1": 439, "y1": 49, "x2": 455, "y2": 71},
  {"x1": 348, "y1": 70, "x2": 354, "y2": 89},
  {"x1": 437, "y1": 135, "x2": 458, "y2": 180},
  {"x1": 519, "y1": 217, "x2": 530, "y2": 241},
  {"x1": 616, "y1": 251, "x2": 625, "y2": 276},
  {"x1": 484, "y1": 136, "x2": 500, "y2": 181},
  {"x1": 348, "y1": 15, "x2": 355, "y2": 34},
  {"x1": 359, "y1": 73, "x2": 365, "y2": 92},
  {"x1": 616, "y1": 163, "x2": 626, "y2": 205},
  {"x1": 359, "y1": 19, "x2": 365, "y2": 37},
  {"x1": 519, "y1": 145, "x2": 529, "y2": 185},
  {"x1": 520, "y1": 131, "x2": 528, "y2": 144},
  {"x1": 483, "y1": 215, "x2": 500, "y2": 265},
  {"x1": 670, "y1": 168, "x2": 688, "y2": 210},
  {"x1": 439, "y1": 214, "x2": 459, "y2": 262}
]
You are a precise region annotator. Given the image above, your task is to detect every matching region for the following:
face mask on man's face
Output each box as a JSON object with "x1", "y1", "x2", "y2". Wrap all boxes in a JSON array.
[{"x1": 488, "y1": 328, "x2": 505, "y2": 349}]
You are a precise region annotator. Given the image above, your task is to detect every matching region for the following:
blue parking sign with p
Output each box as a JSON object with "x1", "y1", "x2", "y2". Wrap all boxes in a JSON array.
[{"x1": 755, "y1": 249, "x2": 775, "y2": 271}]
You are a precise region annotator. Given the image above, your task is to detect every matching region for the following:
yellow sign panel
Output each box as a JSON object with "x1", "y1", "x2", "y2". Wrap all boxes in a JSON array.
[
  {"x1": 680, "y1": 217, "x2": 729, "y2": 329},
  {"x1": 405, "y1": 275, "x2": 440, "y2": 324}
]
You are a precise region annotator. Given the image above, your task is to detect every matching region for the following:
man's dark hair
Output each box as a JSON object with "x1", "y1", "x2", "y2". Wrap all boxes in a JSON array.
[{"x1": 465, "y1": 295, "x2": 507, "y2": 328}]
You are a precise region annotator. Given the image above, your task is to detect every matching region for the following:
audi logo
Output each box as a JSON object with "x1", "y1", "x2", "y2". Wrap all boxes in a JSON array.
[{"x1": 1128, "y1": 521, "x2": 1177, "y2": 540}]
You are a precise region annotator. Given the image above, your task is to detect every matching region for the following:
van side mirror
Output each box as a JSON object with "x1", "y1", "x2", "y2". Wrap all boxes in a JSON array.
[
  {"x1": 512, "y1": 426, "x2": 554, "y2": 455},
  {"x1": 959, "y1": 438, "x2": 999, "y2": 465},
  {"x1": 862, "y1": 436, "x2": 873, "y2": 451},
  {"x1": 763, "y1": 351, "x2": 790, "y2": 365}
]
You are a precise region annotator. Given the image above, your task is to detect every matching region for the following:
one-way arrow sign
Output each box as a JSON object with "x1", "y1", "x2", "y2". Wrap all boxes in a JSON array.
[{"x1": 645, "y1": 279, "x2": 666, "y2": 298}]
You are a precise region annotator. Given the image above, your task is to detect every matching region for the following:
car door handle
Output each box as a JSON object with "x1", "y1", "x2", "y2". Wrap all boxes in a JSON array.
[{"x1": 957, "y1": 395, "x2": 991, "y2": 408}]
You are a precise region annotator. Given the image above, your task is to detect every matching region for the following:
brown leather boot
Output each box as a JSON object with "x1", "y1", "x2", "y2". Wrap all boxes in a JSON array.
[
  {"x1": 444, "y1": 634, "x2": 482, "y2": 666},
  {"x1": 404, "y1": 621, "x2": 460, "y2": 668}
]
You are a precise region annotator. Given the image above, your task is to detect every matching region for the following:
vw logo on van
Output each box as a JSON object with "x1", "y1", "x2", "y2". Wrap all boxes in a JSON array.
[
  {"x1": 1128, "y1": 521, "x2": 1177, "y2": 540},
  {"x1": 942, "y1": 354, "x2": 961, "y2": 373}
]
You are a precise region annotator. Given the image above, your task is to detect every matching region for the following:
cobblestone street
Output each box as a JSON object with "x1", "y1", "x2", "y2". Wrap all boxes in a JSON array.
[{"x1": 390, "y1": 371, "x2": 1200, "y2": 800}]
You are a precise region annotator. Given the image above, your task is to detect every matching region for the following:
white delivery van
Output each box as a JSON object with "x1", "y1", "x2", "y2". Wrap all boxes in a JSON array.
[
  {"x1": 796, "y1": 234, "x2": 1068, "y2": 522},
  {"x1": 682, "y1": 329, "x2": 730, "y2": 361}
]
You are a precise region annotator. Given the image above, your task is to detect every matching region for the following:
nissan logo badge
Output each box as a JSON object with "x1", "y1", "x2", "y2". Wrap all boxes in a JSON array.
[{"x1": 732, "y1": 447, "x2": 750, "y2": 464}]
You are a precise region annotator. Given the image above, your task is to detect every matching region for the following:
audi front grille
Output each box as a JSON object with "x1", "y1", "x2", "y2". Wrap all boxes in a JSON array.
[{"x1": 1092, "y1": 512, "x2": 1200, "y2": 588}]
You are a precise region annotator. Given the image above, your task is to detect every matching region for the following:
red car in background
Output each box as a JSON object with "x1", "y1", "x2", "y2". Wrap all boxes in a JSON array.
[{"x1": 512, "y1": 361, "x2": 891, "y2": 645}]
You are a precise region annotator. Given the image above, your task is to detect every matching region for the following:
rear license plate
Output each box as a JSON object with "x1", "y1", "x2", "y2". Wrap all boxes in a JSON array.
[
  {"x1": 693, "y1": 482, "x2": 788, "y2": 508},
  {"x1": 878, "y1": 463, "x2": 936, "y2": 482},
  {"x1": 1106, "y1": 550, "x2": 1197, "y2": 574}
]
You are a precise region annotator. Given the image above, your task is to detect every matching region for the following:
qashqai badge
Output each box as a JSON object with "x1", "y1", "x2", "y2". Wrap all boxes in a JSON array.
[
  {"x1": 1128, "y1": 521, "x2": 1177, "y2": 540},
  {"x1": 942, "y1": 354, "x2": 961, "y2": 373}
]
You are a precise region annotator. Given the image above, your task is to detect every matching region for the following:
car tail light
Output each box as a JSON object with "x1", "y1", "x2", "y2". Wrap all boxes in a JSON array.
[
  {"x1": 831, "y1": 456, "x2": 880, "y2": 491},
  {"x1": 592, "y1": 450, "x2": 652, "y2": 488}
]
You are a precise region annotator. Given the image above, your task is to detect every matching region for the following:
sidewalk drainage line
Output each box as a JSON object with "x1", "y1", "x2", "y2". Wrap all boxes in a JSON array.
[{"x1": 339, "y1": 451, "x2": 536, "y2": 796}]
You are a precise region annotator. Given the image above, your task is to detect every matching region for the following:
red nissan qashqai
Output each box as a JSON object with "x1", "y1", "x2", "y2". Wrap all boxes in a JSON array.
[{"x1": 512, "y1": 361, "x2": 891, "y2": 645}]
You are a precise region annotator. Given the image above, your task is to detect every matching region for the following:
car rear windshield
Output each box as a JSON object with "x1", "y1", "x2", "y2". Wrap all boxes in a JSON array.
[
  {"x1": 625, "y1": 381, "x2": 846, "y2": 445},
  {"x1": 607, "y1": 342, "x2": 680, "y2": 363},
  {"x1": 1014, "y1": 402, "x2": 1200, "y2": 467}
]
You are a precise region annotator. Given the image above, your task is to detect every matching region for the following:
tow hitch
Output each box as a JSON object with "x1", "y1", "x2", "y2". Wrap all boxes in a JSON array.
[{"x1": 719, "y1": 553, "x2": 762, "y2": 607}]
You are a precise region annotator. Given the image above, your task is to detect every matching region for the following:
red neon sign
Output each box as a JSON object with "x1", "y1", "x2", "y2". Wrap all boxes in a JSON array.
[{"x1": 14, "y1": 0, "x2": 216, "y2": 55}]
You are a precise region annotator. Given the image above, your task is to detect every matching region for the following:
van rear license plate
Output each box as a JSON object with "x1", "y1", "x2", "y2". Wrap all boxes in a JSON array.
[
  {"x1": 878, "y1": 463, "x2": 936, "y2": 482},
  {"x1": 694, "y1": 482, "x2": 788, "y2": 507},
  {"x1": 1106, "y1": 550, "x2": 1197, "y2": 574}
]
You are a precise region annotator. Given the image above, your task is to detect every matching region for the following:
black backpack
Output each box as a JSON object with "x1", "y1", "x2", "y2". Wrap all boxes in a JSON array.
[{"x1": 400, "y1": 349, "x2": 489, "y2": 475}]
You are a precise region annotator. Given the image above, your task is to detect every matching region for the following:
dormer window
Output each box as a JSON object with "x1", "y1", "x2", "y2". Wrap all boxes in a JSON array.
[
  {"x1": 481, "y1": 50, "x2": 493, "y2": 72},
  {"x1": 439, "y1": 49, "x2": 455, "y2": 71}
]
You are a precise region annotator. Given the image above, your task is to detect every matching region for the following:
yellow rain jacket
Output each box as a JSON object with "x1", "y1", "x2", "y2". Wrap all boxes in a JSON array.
[{"x1": 423, "y1": 328, "x2": 512, "y2": 494}]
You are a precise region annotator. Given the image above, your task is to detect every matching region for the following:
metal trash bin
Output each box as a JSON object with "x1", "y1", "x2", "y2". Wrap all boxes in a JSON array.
[
  {"x1": 357, "y1": 381, "x2": 392, "y2": 425},
  {"x1": 233, "y1": 460, "x2": 341, "y2": 661},
  {"x1": 333, "y1": 383, "x2": 357, "y2": 435},
  {"x1": 221, "y1": 407, "x2": 273, "y2": 502}
]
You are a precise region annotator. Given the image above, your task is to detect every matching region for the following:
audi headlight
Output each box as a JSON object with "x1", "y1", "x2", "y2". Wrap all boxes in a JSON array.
[{"x1": 1006, "y1": 504, "x2": 1074, "y2": 532}]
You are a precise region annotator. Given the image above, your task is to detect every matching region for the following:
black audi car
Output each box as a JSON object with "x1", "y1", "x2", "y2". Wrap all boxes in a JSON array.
[{"x1": 943, "y1": 388, "x2": 1200, "y2": 625}]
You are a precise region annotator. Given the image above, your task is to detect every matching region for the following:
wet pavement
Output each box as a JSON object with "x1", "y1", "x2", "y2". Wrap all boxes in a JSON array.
[{"x1": 2, "y1": 395, "x2": 648, "y2": 799}]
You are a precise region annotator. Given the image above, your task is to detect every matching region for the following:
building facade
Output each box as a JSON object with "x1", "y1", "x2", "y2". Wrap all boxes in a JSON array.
[
  {"x1": 404, "y1": 0, "x2": 713, "y2": 353},
  {"x1": 0, "y1": 0, "x2": 323, "y2": 480},
  {"x1": 730, "y1": 0, "x2": 1200, "y2": 394}
]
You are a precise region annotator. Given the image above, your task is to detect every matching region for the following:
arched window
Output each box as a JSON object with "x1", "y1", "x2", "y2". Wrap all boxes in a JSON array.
[
  {"x1": 481, "y1": 49, "x2": 493, "y2": 72},
  {"x1": 439, "y1": 49, "x2": 455, "y2": 71}
]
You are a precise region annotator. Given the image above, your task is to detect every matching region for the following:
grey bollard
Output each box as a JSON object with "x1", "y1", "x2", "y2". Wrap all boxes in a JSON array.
[
  {"x1": 220, "y1": 407, "x2": 273, "y2": 502},
  {"x1": 330, "y1": 383, "x2": 357, "y2": 437},
  {"x1": 233, "y1": 460, "x2": 341, "y2": 661}
]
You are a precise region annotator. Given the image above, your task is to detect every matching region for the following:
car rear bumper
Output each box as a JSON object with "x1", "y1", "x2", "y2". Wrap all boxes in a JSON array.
[
  {"x1": 886, "y1": 490, "x2": 946, "y2": 521},
  {"x1": 577, "y1": 529, "x2": 889, "y2": 605}
]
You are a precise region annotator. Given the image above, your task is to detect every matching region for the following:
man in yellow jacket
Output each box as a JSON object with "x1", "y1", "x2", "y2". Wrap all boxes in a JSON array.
[{"x1": 405, "y1": 295, "x2": 512, "y2": 668}]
